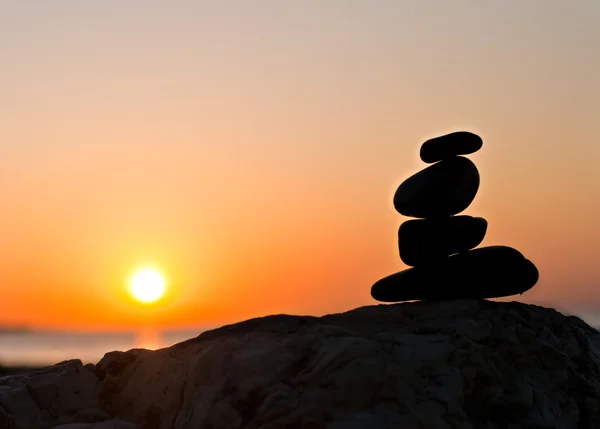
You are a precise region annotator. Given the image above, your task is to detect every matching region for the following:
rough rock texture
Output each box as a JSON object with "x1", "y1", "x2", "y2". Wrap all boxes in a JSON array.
[{"x1": 2, "y1": 300, "x2": 600, "y2": 429}]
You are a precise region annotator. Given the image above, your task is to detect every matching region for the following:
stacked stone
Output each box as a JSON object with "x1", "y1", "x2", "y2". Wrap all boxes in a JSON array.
[{"x1": 371, "y1": 131, "x2": 539, "y2": 302}]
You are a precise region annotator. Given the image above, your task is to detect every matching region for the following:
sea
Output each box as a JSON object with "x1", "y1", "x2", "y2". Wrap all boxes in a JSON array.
[{"x1": 0, "y1": 328, "x2": 210, "y2": 367}]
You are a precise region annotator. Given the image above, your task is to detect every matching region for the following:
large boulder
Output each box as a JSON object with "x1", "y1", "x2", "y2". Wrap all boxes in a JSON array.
[{"x1": 1, "y1": 300, "x2": 599, "y2": 428}]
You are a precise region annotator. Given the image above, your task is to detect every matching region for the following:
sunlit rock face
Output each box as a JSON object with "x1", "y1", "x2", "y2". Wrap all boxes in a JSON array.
[
  {"x1": 375, "y1": 131, "x2": 539, "y2": 302},
  {"x1": 2, "y1": 300, "x2": 600, "y2": 428}
]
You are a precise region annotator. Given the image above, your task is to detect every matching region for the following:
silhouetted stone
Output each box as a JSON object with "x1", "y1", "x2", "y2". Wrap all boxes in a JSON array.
[
  {"x1": 373, "y1": 131, "x2": 539, "y2": 303},
  {"x1": 393, "y1": 156, "x2": 480, "y2": 218},
  {"x1": 399, "y1": 216, "x2": 487, "y2": 267},
  {"x1": 371, "y1": 246, "x2": 539, "y2": 302},
  {"x1": 420, "y1": 131, "x2": 483, "y2": 164}
]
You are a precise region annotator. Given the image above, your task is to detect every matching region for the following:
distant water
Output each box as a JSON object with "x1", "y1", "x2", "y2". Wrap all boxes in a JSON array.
[
  {"x1": 0, "y1": 329, "x2": 207, "y2": 367},
  {"x1": 2, "y1": 312, "x2": 597, "y2": 368}
]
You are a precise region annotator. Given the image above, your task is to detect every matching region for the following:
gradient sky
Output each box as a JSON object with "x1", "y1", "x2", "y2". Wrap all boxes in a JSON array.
[{"x1": 0, "y1": 1, "x2": 598, "y2": 331}]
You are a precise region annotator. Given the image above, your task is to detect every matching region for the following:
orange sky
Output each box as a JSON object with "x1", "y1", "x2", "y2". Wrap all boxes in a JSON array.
[{"x1": 0, "y1": 2, "x2": 599, "y2": 331}]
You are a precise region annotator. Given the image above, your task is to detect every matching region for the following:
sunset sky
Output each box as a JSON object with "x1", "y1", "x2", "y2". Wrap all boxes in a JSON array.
[{"x1": 0, "y1": 1, "x2": 598, "y2": 331}]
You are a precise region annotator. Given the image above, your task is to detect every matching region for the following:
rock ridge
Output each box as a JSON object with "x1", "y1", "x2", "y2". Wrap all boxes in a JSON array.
[{"x1": 1, "y1": 300, "x2": 600, "y2": 428}]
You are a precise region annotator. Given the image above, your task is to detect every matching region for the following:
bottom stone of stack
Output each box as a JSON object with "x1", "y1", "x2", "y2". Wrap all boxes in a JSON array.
[{"x1": 371, "y1": 245, "x2": 538, "y2": 302}]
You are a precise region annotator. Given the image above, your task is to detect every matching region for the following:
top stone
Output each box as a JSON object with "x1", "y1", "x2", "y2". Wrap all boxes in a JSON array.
[{"x1": 420, "y1": 131, "x2": 483, "y2": 164}]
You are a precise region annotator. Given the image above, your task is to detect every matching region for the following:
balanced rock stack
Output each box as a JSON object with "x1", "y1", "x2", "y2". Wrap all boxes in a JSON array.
[{"x1": 371, "y1": 131, "x2": 539, "y2": 302}]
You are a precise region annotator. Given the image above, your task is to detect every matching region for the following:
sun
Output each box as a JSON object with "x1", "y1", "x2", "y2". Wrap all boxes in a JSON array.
[{"x1": 130, "y1": 269, "x2": 166, "y2": 304}]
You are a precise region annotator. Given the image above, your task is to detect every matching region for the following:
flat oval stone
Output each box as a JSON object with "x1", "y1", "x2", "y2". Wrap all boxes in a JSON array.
[
  {"x1": 393, "y1": 156, "x2": 480, "y2": 218},
  {"x1": 420, "y1": 131, "x2": 483, "y2": 164},
  {"x1": 399, "y1": 216, "x2": 487, "y2": 267},
  {"x1": 371, "y1": 246, "x2": 539, "y2": 302}
]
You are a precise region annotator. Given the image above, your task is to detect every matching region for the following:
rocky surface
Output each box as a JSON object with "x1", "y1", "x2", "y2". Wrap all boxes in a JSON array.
[{"x1": 2, "y1": 300, "x2": 600, "y2": 429}]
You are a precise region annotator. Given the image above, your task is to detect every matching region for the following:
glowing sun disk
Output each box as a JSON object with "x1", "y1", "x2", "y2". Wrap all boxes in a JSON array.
[{"x1": 130, "y1": 269, "x2": 165, "y2": 303}]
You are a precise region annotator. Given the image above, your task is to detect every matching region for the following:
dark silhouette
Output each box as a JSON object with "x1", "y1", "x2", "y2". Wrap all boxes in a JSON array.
[
  {"x1": 372, "y1": 131, "x2": 539, "y2": 302},
  {"x1": 420, "y1": 131, "x2": 483, "y2": 163},
  {"x1": 398, "y1": 215, "x2": 487, "y2": 267},
  {"x1": 393, "y1": 156, "x2": 480, "y2": 218}
]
